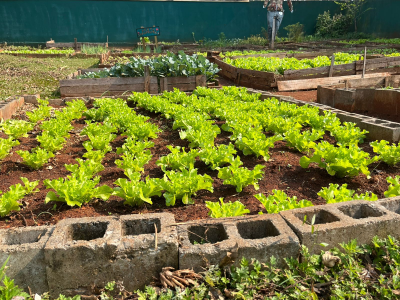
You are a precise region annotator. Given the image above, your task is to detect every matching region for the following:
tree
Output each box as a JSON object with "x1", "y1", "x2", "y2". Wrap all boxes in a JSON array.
[{"x1": 335, "y1": 0, "x2": 373, "y2": 32}]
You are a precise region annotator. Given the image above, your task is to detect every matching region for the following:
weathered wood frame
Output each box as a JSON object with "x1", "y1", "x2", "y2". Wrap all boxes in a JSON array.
[
  {"x1": 212, "y1": 53, "x2": 400, "y2": 91},
  {"x1": 60, "y1": 68, "x2": 207, "y2": 97}
]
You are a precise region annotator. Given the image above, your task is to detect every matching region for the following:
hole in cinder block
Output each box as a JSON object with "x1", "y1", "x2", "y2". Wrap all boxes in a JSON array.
[
  {"x1": 122, "y1": 218, "x2": 161, "y2": 236},
  {"x1": 369, "y1": 119, "x2": 388, "y2": 125},
  {"x1": 188, "y1": 224, "x2": 227, "y2": 245},
  {"x1": 338, "y1": 204, "x2": 385, "y2": 219},
  {"x1": 237, "y1": 220, "x2": 280, "y2": 240},
  {"x1": 296, "y1": 210, "x2": 340, "y2": 225},
  {"x1": 1, "y1": 228, "x2": 48, "y2": 245},
  {"x1": 386, "y1": 123, "x2": 400, "y2": 129},
  {"x1": 379, "y1": 199, "x2": 400, "y2": 214},
  {"x1": 69, "y1": 221, "x2": 108, "y2": 241}
]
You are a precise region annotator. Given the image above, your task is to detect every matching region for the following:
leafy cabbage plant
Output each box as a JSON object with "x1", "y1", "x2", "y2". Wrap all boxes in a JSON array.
[
  {"x1": 206, "y1": 198, "x2": 249, "y2": 218},
  {"x1": 371, "y1": 140, "x2": 400, "y2": 166},
  {"x1": 318, "y1": 183, "x2": 377, "y2": 203},
  {"x1": 300, "y1": 141, "x2": 378, "y2": 178},
  {"x1": 218, "y1": 157, "x2": 264, "y2": 192},
  {"x1": 255, "y1": 190, "x2": 313, "y2": 214}
]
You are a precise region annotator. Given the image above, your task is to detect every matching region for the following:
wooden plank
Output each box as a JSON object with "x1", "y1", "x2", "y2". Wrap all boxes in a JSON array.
[
  {"x1": 165, "y1": 83, "x2": 196, "y2": 92},
  {"x1": 164, "y1": 76, "x2": 196, "y2": 84},
  {"x1": 277, "y1": 72, "x2": 393, "y2": 92},
  {"x1": 237, "y1": 68, "x2": 276, "y2": 80},
  {"x1": 329, "y1": 54, "x2": 335, "y2": 77},
  {"x1": 60, "y1": 83, "x2": 158, "y2": 97},
  {"x1": 284, "y1": 62, "x2": 356, "y2": 77},
  {"x1": 144, "y1": 66, "x2": 150, "y2": 93},
  {"x1": 195, "y1": 75, "x2": 207, "y2": 87},
  {"x1": 61, "y1": 84, "x2": 148, "y2": 94},
  {"x1": 230, "y1": 53, "x2": 286, "y2": 60},
  {"x1": 160, "y1": 77, "x2": 167, "y2": 92},
  {"x1": 59, "y1": 77, "x2": 149, "y2": 87},
  {"x1": 346, "y1": 77, "x2": 386, "y2": 88}
]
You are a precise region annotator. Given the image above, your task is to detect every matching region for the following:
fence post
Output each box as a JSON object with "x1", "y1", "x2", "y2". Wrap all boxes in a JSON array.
[{"x1": 144, "y1": 66, "x2": 150, "y2": 93}]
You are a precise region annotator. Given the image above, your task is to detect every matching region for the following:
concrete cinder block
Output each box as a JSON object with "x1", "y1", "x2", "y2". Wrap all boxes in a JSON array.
[
  {"x1": 23, "y1": 94, "x2": 40, "y2": 104},
  {"x1": 178, "y1": 218, "x2": 237, "y2": 272},
  {"x1": 0, "y1": 97, "x2": 25, "y2": 120},
  {"x1": 178, "y1": 215, "x2": 300, "y2": 271},
  {"x1": 377, "y1": 196, "x2": 400, "y2": 214},
  {"x1": 112, "y1": 213, "x2": 178, "y2": 292},
  {"x1": 280, "y1": 201, "x2": 400, "y2": 254},
  {"x1": 373, "y1": 90, "x2": 400, "y2": 116},
  {"x1": 354, "y1": 88, "x2": 376, "y2": 112},
  {"x1": 234, "y1": 214, "x2": 300, "y2": 267},
  {"x1": 0, "y1": 226, "x2": 54, "y2": 294},
  {"x1": 333, "y1": 88, "x2": 355, "y2": 111},
  {"x1": 334, "y1": 111, "x2": 373, "y2": 126},
  {"x1": 359, "y1": 119, "x2": 400, "y2": 142},
  {"x1": 63, "y1": 97, "x2": 90, "y2": 104},
  {"x1": 47, "y1": 99, "x2": 64, "y2": 106},
  {"x1": 44, "y1": 217, "x2": 121, "y2": 297},
  {"x1": 317, "y1": 85, "x2": 336, "y2": 107}
]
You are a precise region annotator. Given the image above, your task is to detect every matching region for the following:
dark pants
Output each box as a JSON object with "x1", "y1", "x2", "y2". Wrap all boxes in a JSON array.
[{"x1": 267, "y1": 11, "x2": 284, "y2": 42}]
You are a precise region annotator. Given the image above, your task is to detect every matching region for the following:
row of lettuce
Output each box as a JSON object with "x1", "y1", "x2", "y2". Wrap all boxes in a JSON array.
[
  {"x1": 224, "y1": 51, "x2": 400, "y2": 74},
  {"x1": 1, "y1": 86, "x2": 400, "y2": 218}
]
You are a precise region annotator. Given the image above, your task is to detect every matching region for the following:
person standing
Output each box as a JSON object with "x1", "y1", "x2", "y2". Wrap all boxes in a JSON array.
[{"x1": 263, "y1": 0, "x2": 293, "y2": 43}]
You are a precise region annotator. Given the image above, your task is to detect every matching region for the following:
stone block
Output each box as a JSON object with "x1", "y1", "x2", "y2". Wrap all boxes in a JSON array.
[
  {"x1": 111, "y1": 213, "x2": 178, "y2": 292},
  {"x1": 317, "y1": 85, "x2": 336, "y2": 107},
  {"x1": 0, "y1": 97, "x2": 25, "y2": 120},
  {"x1": 234, "y1": 214, "x2": 300, "y2": 267},
  {"x1": 354, "y1": 88, "x2": 375, "y2": 112},
  {"x1": 63, "y1": 97, "x2": 90, "y2": 104},
  {"x1": 178, "y1": 218, "x2": 237, "y2": 272},
  {"x1": 334, "y1": 111, "x2": 373, "y2": 126},
  {"x1": 373, "y1": 90, "x2": 400, "y2": 116},
  {"x1": 178, "y1": 215, "x2": 300, "y2": 271},
  {"x1": 23, "y1": 94, "x2": 40, "y2": 104},
  {"x1": 359, "y1": 119, "x2": 400, "y2": 142},
  {"x1": 44, "y1": 217, "x2": 121, "y2": 297},
  {"x1": 280, "y1": 201, "x2": 400, "y2": 254},
  {"x1": 0, "y1": 226, "x2": 54, "y2": 294},
  {"x1": 333, "y1": 88, "x2": 355, "y2": 111},
  {"x1": 47, "y1": 99, "x2": 64, "y2": 106}
]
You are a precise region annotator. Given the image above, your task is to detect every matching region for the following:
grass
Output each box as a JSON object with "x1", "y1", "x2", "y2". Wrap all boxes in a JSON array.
[
  {"x1": 81, "y1": 44, "x2": 109, "y2": 55},
  {"x1": 0, "y1": 55, "x2": 99, "y2": 100}
]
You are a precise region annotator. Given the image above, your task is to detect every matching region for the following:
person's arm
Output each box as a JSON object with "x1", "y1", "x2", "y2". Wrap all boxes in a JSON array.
[
  {"x1": 287, "y1": 0, "x2": 293, "y2": 12},
  {"x1": 263, "y1": 0, "x2": 269, "y2": 8}
]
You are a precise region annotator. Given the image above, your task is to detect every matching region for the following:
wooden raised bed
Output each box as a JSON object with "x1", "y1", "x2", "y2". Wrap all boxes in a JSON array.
[
  {"x1": 211, "y1": 54, "x2": 400, "y2": 91},
  {"x1": 59, "y1": 68, "x2": 207, "y2": 97},
  {"x1": 46, "y1": 40, "x2": 108, "y2": 50},
  {"x1": 0, "y1": 52, "x2": 73, "y2": 58}
]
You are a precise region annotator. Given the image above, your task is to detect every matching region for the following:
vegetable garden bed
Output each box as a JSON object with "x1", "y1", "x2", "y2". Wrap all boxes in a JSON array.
[
  {"x1": 60, "y1": 52, "x2": 217, "y2": 96},
  {"x1": 317, "y1": 74, "x2": 400, "y2": 123},
  {"x1": 211, "y1": 52, "x2": 400, "y2": 91},
  {"x1": 59, "y1": 68, "x2": 207, "y2": 96},
  {"x1": 1, "y1": 87, "x2": 400, "y2": 229}
]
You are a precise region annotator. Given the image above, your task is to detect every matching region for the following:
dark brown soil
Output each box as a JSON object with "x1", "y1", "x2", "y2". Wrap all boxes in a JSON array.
[{"x1": 1, "y1": 101, "x2": 400, "y2": 229}]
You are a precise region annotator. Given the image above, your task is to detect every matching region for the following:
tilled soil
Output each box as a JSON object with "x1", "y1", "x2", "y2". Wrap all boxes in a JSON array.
[{"x1": 1, "y1": 103, "x2": 400, "y2": 229}]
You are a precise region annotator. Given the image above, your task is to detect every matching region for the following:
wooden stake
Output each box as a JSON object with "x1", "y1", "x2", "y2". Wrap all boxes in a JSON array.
[
  {"x1": 329, "y1": 54, "x2": 335, "y2": 77},
  {"x1": 362, "y1": 47, "x2": 367, "y2": 79},
  {"x1": 142, "y1": 37, "x2": 146, "y2": 50},
  {"x1": 144, "y1": 65, "x2": 150, "y2": 93},
  {"x1": 154, "y1": 36, "x2": 158, "y2": 50},
  {"x1": 74, "y1": 38, "x2": 77, "y2": 51},
  {"x1": 154, "y1": 223, "x2": 158, "y2": 250},
  {"x1": 270, "y1": 17, "x2": 276, "y2": 50},
  {"x1": 106, "y1": 35, "x2": 109, "y2": 48}
]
